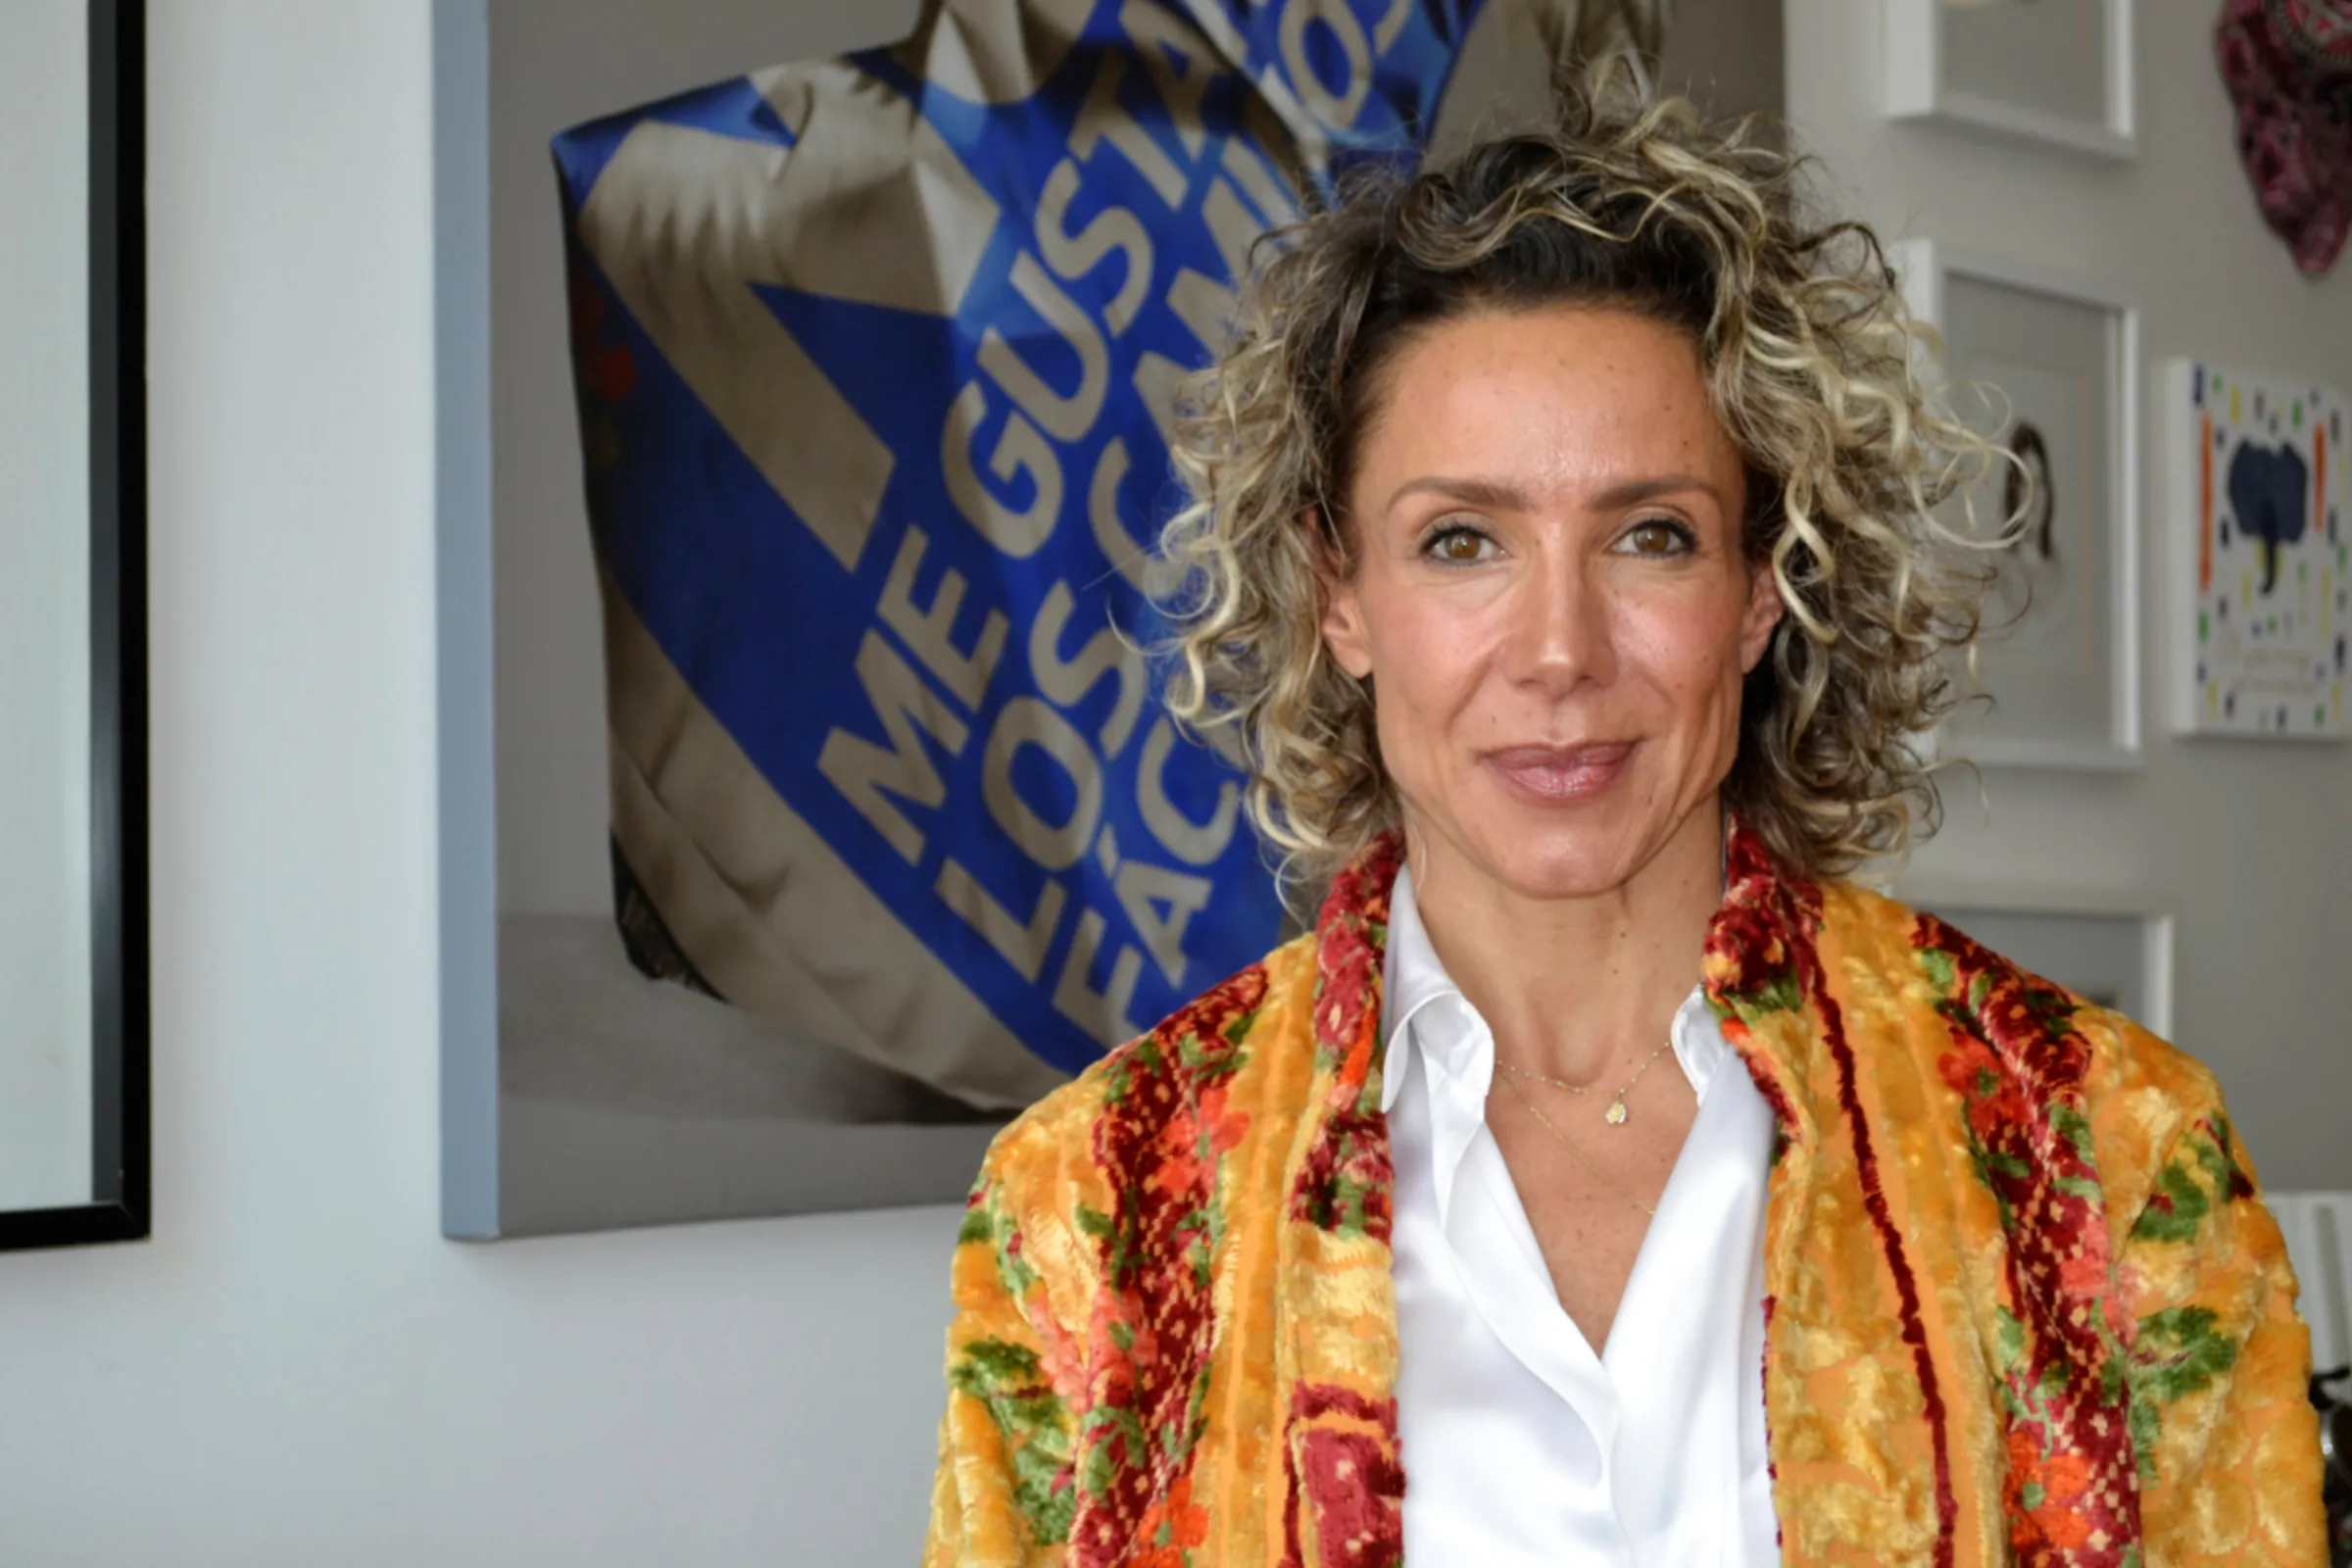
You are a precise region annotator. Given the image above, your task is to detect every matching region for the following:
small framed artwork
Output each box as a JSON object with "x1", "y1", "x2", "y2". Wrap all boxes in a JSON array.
[
  {"x1": 2164, "y1": 361, "x2": 2346, "y2": 740},
  {"x1": 1883, "y1": 0, "x2": 2135, "y2": 161},
  {"x1": 1897, "y1": 242, "x2": 2142, "y2": 770}
]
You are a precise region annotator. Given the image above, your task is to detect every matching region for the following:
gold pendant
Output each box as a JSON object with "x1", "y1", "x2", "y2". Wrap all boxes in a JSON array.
[{"x1": 1604, "y1": 1097, "x2": 1629, "y2": 1126}]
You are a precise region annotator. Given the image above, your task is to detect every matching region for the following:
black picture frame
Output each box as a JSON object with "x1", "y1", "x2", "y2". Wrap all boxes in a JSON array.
[{"x1": 0, "y1": 0, "x2": 150, "y2": 1252}]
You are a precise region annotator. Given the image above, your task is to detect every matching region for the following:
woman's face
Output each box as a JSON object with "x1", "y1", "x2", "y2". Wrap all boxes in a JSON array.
[{"x1": 1320, "y1": 305, "x2": 1783, "y2": 904}]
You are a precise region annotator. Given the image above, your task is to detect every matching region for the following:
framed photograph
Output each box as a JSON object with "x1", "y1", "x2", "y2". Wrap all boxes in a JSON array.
[
  {"x1": 2163, "y1": 360, "x2": 2346, "y2": 740},
  {"x1": 0, "y1": 0, "x2": 149, "y2": 1251},
  {"x1": 1883, "y1": 0, "x2": 2135, "y2": 161},
  {"x1": 1897, "y1": 242, "x2": 2141, "y2": 770}
]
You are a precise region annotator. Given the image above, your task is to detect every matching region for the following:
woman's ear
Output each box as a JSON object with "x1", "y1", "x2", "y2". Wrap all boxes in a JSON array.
[
  {"x1": 1735, "y1": 473, "x2": 1789, "y2": 676},
  {"x1": 1310, "y1": 507, "x2": 1375, "y2": 680},
  {"x1": 1738, "y1": 563, "x2": 1786, "y2": 676}
]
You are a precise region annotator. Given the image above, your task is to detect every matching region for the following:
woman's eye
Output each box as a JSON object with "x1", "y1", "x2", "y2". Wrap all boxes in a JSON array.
[
  {"x1": 1619, "y1": 519, "x2": 1694, "y2": 557},
  {"x1": 1423, "y1": 524, "x2": 1495, "y2": 564}
]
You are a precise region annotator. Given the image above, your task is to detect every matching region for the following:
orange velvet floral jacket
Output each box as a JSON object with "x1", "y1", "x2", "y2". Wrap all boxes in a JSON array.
[{"x1": 925, "y1": 823, "x2": 2325, "y2": 1567}]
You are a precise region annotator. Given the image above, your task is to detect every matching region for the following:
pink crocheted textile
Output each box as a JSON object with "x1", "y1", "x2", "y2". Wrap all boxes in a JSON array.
[{"x1": 2218, "y1": 0, "x2": 2352, "y2": 275}]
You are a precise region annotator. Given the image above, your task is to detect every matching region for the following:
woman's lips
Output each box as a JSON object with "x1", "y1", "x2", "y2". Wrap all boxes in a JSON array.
[{"x1": 1483, "y1": 742, "x2": 1634, "y2": 801}]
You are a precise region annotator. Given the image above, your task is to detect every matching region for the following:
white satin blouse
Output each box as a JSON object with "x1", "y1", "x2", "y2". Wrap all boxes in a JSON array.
[{"x1": 1381, "y1": 865, "x2": 1782, "y2": 1567}]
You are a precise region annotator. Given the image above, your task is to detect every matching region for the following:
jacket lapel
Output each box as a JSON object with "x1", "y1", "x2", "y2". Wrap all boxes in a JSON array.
[
  {"x1": 1703, "y1": 825, "x2": 1964, "y2": 1565},
  {"x1": 1272, "y1": 832, "x2": 1406, "y2": 1568}
]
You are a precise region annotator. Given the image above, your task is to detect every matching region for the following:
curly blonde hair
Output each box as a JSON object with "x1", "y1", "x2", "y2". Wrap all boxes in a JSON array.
[{"x1": 1158, "y1": 84, "x2": 1999, "y2": 891}]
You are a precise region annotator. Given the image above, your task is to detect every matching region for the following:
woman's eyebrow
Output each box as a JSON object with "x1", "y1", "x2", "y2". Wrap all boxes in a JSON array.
[
  {"x1": 1383, "y1": 475, "x2": 1533, "y2": 514},
  {"x1": 1591, "y1": 473, "x2": 1725, "y2": 509}
]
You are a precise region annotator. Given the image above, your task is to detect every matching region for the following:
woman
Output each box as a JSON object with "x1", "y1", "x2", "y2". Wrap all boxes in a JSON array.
[{"x1": 925, "y1": 89, "x2": 2325, "y2": 1567}]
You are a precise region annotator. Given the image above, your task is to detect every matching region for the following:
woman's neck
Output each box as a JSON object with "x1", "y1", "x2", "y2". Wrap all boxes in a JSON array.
[{"x1": 1402, "y1": 803, "x2": 1726, "y2": 1087}]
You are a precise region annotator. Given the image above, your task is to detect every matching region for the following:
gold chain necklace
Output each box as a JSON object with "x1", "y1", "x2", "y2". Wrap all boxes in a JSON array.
[
  {"x1": 1493, "y1": 1070, "x2": 1657, "y2": 1218},
  {"x1": 1495, "y1": 1035, "x2": 1672, "y2": 1127}
]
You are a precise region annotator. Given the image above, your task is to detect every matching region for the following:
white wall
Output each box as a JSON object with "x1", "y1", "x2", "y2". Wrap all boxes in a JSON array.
[
  {"x1": 1787, "y1": 0, "x2": 2352, "y2": 1192},
  {"x1": 1, "y1": 4, "x2": 2342, "y2": 1564},
  {"x1": 0, "y1": 6, "x2": 957, "y2": 1563}
]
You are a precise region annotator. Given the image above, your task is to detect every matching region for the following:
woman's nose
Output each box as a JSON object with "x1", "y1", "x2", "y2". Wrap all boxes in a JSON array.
[{"x1": 1499, "y1": 554, "x2": 1614, "y2": 696}]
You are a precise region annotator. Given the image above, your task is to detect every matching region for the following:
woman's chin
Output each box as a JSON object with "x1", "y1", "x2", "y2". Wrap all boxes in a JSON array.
[
  {"x1": 1486, "y1": 846, "x2": 1637, "y2": 893},
  {"x1": 1423, "y1": 779, "x2": 1712, "y2": 905},
  {"x1": 1440, "y1": 823, "x2": 1645, "y2": 904}
]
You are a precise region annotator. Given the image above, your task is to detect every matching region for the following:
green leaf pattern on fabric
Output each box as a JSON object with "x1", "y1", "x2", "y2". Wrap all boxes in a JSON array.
[
  {"x1": 2124, "y1": 1306, "x2": 2241, "y2": 1482},
  {"x1": 965, "y1": 1184, "x2": 1041, "y2": 1299},
  {"x1": 951, "y1": 1337, "x2": 1077, "y2": 1545},
  {"x1": 2120, "y1": 1116, "x2": 2250, "y2": 1480},
  {"x1": 2129, "y1": 1117, "x2": 2242, "y2": 1247},
  {"x1": 1720, "y1": 968, "x2": 1802, "y2": 1024}
]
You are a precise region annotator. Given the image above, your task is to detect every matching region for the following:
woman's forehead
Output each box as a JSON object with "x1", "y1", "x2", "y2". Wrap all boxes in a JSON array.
[{"x1": 1348, "y1": 307, "x2": 1741, "y2": 510}]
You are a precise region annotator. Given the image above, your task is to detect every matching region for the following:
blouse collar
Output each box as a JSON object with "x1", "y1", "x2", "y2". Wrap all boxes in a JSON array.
[
  {"x1": 1375, "y1": 863, "x2": 1733, "y2": 1116},
  {"x1": 1309, "y1": 814, "x2": 1821, "y2": 1156}
]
